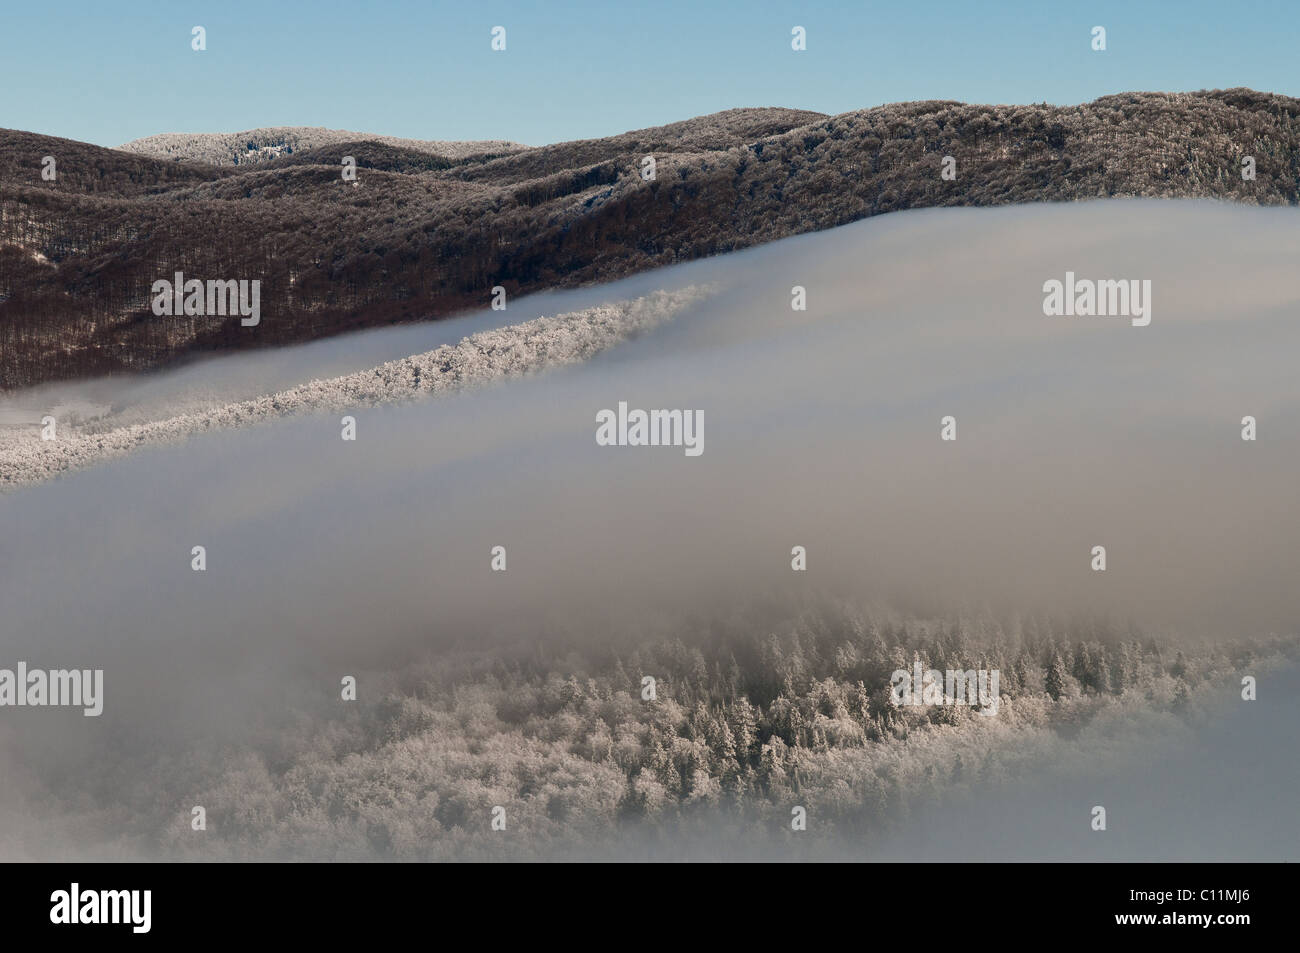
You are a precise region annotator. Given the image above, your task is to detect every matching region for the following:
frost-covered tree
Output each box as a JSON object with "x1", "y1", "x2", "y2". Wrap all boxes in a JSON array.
[{"x1": 1045, "y1": 652, "x2": 1070, "y2": 700}]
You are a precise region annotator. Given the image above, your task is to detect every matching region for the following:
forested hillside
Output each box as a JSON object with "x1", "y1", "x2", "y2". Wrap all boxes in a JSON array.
[
  {"x1": 120, "y1": 603, "x2": 1300, "y2": 859},
  {"x1": 3, "y1": 89, "x2": 1298, "y2": 388}
]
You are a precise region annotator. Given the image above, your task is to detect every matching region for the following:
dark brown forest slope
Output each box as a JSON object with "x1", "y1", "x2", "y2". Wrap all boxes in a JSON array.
[{"x1": 2, "y1": 90, "x2": 1298, "y2": 388}]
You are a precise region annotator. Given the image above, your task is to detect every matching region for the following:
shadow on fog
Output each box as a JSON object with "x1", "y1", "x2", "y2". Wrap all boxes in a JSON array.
[{"x1": 2, "y1": 199, "x2": 1299, "y2": 858}]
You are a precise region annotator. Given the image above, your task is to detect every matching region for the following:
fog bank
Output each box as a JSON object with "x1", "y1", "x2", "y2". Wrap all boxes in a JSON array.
[{"x1": 2, "y1": 199, "x2": 1298, "y2": 859}]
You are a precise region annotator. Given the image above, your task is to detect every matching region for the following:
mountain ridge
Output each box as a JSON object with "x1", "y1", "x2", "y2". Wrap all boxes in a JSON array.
[
  {"x1": 116, "y1": 126, "x2": 528, "y2": 166},
  {"x1": 2, "y1": 89, "x2": 1297, "y2": 389}
]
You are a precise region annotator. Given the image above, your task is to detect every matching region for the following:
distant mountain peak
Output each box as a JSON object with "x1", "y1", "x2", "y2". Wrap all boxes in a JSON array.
[{"x1": 116, "y1": 126, "x2": 529, "y2": 166}]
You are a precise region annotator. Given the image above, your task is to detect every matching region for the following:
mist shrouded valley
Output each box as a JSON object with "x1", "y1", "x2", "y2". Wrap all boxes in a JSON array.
[{"x1": 1, "y1": 199, "x2": 1298, "y2": 861}]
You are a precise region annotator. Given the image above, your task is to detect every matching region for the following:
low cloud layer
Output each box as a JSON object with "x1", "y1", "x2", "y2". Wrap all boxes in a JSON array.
[{"x1": 1, "y1": 199, "x2": 1298, "y2": 858}]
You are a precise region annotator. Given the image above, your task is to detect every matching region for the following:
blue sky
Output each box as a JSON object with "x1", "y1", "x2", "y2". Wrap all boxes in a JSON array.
[{"x1": 3, "y1": 0, "x2": 1297, "y2": 147}]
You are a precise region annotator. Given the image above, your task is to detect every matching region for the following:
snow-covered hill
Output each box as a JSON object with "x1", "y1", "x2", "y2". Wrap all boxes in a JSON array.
[{"x1": 116, "y1": 125, "x2": 526, "y2": 165}]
